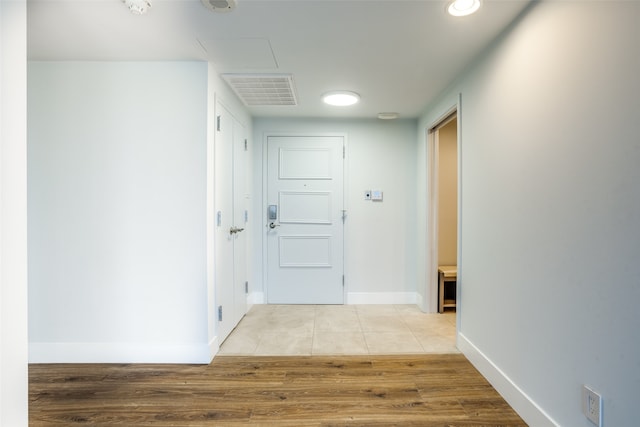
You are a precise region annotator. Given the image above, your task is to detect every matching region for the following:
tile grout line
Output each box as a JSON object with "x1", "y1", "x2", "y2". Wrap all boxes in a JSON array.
[
  {"x1": 403, "y1": 311, "x2": 429, "y2": 354},
  {"x1": 396, "y1": 304, "x2": 431, "y2": 353}
]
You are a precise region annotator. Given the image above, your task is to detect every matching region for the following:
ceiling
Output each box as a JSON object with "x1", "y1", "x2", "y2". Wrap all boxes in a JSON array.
[{"x1": 27, "y1": 0, "x2": 531, "y2": 119}]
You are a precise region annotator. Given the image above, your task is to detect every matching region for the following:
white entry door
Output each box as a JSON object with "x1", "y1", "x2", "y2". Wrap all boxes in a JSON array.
[{"x1": 266, "y1": 135, "x2": 344, "y2": 304}]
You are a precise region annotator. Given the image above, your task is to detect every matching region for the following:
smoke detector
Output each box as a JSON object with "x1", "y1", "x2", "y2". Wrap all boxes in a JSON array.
[
  {"x1": 123, "y1": 0, "x2": 152, "y2": 14},
  {"x1": 201, "y1": 0, "x2": 237, "y2": 12}
]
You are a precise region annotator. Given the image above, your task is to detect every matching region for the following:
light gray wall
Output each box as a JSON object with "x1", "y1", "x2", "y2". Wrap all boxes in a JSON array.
[
  {"x1": 418, "y1": 2, "x2": 640, "y2": 425},
  {"x1": 1, "y1": 1, "x2": 28, "y2": 424},
  {"x1": 28, "y1": 61, "x2": 210, "y2": 363},
  {"x1": 252, "y1": 118, "x2": 418, "y2": 302}
]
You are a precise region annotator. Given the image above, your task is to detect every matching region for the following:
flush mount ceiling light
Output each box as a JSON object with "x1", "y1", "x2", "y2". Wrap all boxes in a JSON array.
[
  {"x1": 447, "y1": 0, "x2": 481, "y2": 17},
  {"x1": 378, "y1": 112, "x2": 399, "y2": 120},
  {"x1": 322, "y1": 91, "x2": 360, "y2": 107},
  {"x1": 123, "y1": 0, "x2": 152, "y2": 14},
  {"x1": 201, "y1": 0, "x2": 237, "y2": 13}
]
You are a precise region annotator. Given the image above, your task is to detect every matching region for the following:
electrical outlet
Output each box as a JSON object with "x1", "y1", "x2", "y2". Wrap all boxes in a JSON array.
[{"x1": 582, "y1": 385, "x2": 602, "y2": 426}]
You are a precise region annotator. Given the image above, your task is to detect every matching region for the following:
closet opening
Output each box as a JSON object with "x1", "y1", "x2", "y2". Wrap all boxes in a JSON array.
[{"x1": 427, "y1": 109, "x2": 459, "y2": 316}]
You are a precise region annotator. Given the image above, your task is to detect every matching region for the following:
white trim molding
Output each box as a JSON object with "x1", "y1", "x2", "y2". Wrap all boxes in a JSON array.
[
  {"x1": 29, "y1": 342, "x2": 213, "y2": 365},
  {"x1": 248, "y1": 291, "x2": 417, "y2": 306},
  {"x1": 347, "y1": 292, "x2": 418, "y2": 305},
  {"x1": 208, "y1": 336, "x2": 219, "y2": 362},
  {"x1": 247, "y1": 291, "x2": 265, "y2": 305},
  {"x1": 458, "y1": 333, "x2": 560, "y2": 427}
]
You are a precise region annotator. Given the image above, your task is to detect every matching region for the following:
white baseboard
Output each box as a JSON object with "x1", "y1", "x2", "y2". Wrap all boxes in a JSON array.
[
  {"x1": 347, "y1": 292, "x2": 418, "y2": 305},
  {"x1": 29, "y1": 342, "x2": 212, "y2": 364},
  {"x1": 247, "y1": 291, "x2": 264, "y2": 305},
  {"x1": 458, "y1": 333, "x2": 559, "y2": 427},
  {"x1": 208, "y1": 335, "x2": 219, "y2": 362},
  {"x1": 415, "y1": 292, "x2": 434, "y2": 313},
  {"x1": 245, "y1": 292, "x2": 417, "y2": 306}
]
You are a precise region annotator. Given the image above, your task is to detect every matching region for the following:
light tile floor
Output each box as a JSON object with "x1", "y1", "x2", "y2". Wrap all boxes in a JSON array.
[{"x1": 219, "y1": 304, "x2": 458, "y2": 356}]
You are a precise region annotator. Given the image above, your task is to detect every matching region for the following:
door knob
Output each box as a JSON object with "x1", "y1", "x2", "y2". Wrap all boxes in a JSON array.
[
  {"x1": 269, "y1": 222, "x2": 280, "y2": 229},
  {"x1": 230, "y1": 226, "x2": 245, "y2": 235}
]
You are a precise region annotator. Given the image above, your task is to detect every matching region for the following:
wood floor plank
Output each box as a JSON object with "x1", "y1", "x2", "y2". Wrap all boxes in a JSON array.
[{"x1": 30, "y1": 355, "x2": 527, "y2": 426}]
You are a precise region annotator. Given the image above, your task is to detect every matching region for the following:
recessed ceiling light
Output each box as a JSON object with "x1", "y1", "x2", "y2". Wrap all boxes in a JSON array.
[
  {"x1": 447, "y1": 0, "x2": 481, "y2": 17},
  {"x1": 322, "y1": 91, "x2": 360, "y2": 107},
  {"x1": 123, "y1": 0, "x2": 152, "y2": 14}
]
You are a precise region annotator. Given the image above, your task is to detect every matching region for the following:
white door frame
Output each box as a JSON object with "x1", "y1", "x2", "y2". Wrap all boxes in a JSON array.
[
  {"x1": 207, "y1": 97, "x2": 250, "y2": 348},
  {"x1": 424, "y1": 96, "x2": 462, "y2": 327},
  {"x1": 261, "y1": 132, "x2": 347, "y2": 304},
  {"x1": 232, "y1": 115, "x2": 248, "y2": 326}
]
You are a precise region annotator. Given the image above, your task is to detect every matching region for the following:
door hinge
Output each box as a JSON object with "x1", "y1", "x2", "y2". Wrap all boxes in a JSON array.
[
  {"x1": 218, "y1": 305, "x2": 223, "y2": 322},
  {"x1": 216, "y1": 115, "x2": 221, "y2": 131},
  {"x1": 244, "y1": 210, "x2": 249, "y2": 223},
  {"x1": 343, "y1": 146, "x2": 345, "y2": 159},
  {"x1": 244, "y1": 139, "x2": 248, "y2": 151},
  {"x1": 216, "y1": 211, "x2": 222, "y2": 227},
  {"x1": 342, "y1": 210, "x2": 347, "y2": 223},
  {"x1": 245, "y1": 281, "x2": 249, "y2": 294},
  {"x1": 342, "y1": 275, "x2": 345, "y2": 287}
]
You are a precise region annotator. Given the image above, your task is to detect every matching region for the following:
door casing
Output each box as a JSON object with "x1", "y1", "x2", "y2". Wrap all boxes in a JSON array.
[{"x1": 425, "y1": 98, "x2": 462, "y2": 328}]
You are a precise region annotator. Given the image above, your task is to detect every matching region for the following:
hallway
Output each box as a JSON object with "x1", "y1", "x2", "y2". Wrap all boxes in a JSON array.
[{"x1": 219, "y1": 304, "x2": 457, "y2": 356}]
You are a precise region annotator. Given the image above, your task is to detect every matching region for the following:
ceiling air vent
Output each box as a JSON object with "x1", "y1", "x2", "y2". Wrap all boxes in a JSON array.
[
  {"x1": 221, "y1": 74, "x2": 297, "y2": 106},
  {"x1": 201, "y1": 0, "x2": 236, "y2": 12}
]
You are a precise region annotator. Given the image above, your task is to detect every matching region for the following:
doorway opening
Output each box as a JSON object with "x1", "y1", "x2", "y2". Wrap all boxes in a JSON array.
[{"x1": 427, "y1": 109, "x2": 459, "y2": 316}]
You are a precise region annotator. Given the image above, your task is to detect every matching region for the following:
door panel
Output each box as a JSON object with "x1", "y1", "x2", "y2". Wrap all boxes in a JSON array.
[
  {"x1": 266, "y1": 135, "x2": 344, "y2": 304},
  {"x1": 279, "y1": 191, "x2": 332, "y2": 224},
  {"x1": 279, "y1": 148, "x2": 332, "y2": 179},
  {"x1": 279, "y1": 235, "x2": 332, "y2": 267},
  {"x1": 214, "y1": 105, "x2": 234, "y2": 342}
]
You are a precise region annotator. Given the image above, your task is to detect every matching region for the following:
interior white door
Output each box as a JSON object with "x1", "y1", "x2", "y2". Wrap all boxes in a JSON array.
[
  {"x1": 215, "y1": 102, "x2": 248, "y2": 343},
  {"x1": 214, "y1": 104, "x2": 234, "y2": 342},
  {"x1": 266, "y1": 135, "x2": 344, "y2": 304}
]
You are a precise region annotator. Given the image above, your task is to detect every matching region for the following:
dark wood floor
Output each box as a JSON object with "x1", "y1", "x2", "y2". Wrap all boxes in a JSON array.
[{"x1": 30, "y1": 354, "x2": 527, "y2": 426}]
